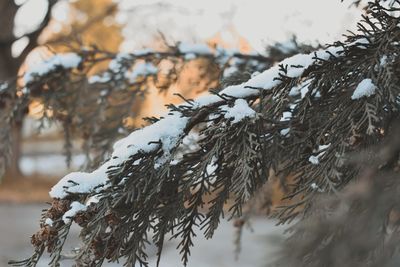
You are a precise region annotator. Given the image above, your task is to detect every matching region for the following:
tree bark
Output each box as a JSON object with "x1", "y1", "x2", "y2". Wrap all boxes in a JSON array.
[{"x1": 3, "y1": 123, "x2": 23, "y2": 183}]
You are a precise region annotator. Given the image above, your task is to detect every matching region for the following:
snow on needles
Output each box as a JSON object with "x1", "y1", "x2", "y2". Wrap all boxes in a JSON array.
[
  {"x1": 195, "y1": 46, "x2": 343, "y2": 107},
  {"x1": 50, "y1": 45, "x2": 345, "y2": 199},
  {"x1": 351, "y1": 79, "x2": 377, "y2": 100},
  {"x1": 220, "y1": 99, "x2": 256, "y2": 123},
  {"x1": 50, "y1": 112, "x2": 189, "y2": 198},
  {"x1": 125, "y1": 62, "x2": 158, "y2": 83},
  {"x1": 24, "y1": 53, "x2": 81, "y2": 84},
  {"x1": 62, "y1": 201, "x2": 87, "y2": 224},
  {"x1": 308, "y1": 144, "x2": 331, "y2": 165}
]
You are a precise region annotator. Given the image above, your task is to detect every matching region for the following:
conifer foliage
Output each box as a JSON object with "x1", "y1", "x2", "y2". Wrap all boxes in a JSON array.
[{"x1": 7, "y1": 0, "x2": 400, "y2": 266}]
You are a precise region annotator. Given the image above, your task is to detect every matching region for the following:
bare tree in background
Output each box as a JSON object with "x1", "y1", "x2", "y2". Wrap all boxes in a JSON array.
[
  {"x1": 0, "y1": 0, "x2": 122, "y2": 182},
  {"x1": 0, "y1": 0, "x2": 58, "y2": 180},
  {"x1": 0, "y1": 0, "x2": 269, "y2": 182}
]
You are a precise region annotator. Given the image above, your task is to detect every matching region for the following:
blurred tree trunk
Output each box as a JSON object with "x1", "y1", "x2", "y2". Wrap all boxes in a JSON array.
[
  {"x1": 0, "y1": 0, "x2": 58, "y2": 182},
  {"x1": 0, "y1": 0, "x2": 24, "y2": 182},
  {"x1": 0, "y1": 0, "x2": 121, "y2": 182}
]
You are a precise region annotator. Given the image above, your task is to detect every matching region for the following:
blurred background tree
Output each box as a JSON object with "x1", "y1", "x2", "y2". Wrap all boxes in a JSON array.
[
  {"x1": 0, "y1": 0, "x2": 123, "y2": 182},
  {"x1": 0, "y1": 0, "x2": 275, "y2": 187}
]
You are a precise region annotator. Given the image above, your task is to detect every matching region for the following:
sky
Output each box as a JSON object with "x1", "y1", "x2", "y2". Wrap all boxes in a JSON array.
[
  {"x1": 117, "y1": 0, "x2": 363, "y2": 53},
  {"x1": 13, "y1": 0, "x2": 364, "y2": 55}
]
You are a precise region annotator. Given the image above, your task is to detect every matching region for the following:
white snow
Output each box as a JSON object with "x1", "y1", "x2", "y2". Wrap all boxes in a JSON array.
[
  {"x1": 310, "y1": 182, "x2": 324, "y2": 192},
  {"x1": 280, "y1": 128, "x2": 290, "y2": 136},
  {"x1": 0, "y1": 82, "x2": 8, "y2": 92},
  {"x1": 289, "y1": 80, "x2": 312, "y2": 98},
  {"x1": 195, "y1": 46, "x2": 343, "y2": 107},
  {"x1": 318, "y1": 144, "x2": 331, "y2": 151},
  {"x1": 178, "y1": 42, "x2": 213, "y2": 55},
  {"x1": 88, "y1": 73, "x2": 111, "y2": 84},
  {"x1": 220, "y1": 99, "x2": 256, "y2": 123},
  {"x1": 308, "y1": 155, "x2": 320, "y2": 165},
  {"x1": 50, "y1": 44, "x2": 346, "y2": 199},
  {"x1": 44, "y1": 218, "x2": 53, "y2": 226},
  {"x1": 310, "y1": 182, "x2": 318, "y2": 190},
  {"x1": 86, "y1": 195, "x2": 100, "y2": 206},
  {"x1": 50, "y1": 112, "x2": 188, "y2": 198},
  {"x1": 280, "y1": 111, "x2": 292, "y2": 122},
  {"x1": 380, "y1": 55, "x2": 388, "y2": 66},
  {"x1": 184, "y1": 53, "x2": 196, "y2": 60},
  {"x1": 308, "y1": 143, "x2": 330, "y2": 165},
  {"x1": 206, "y1": 157, "x2": 218, "y2": 177},
  {"x1": 351, "y1": 37, "x2": 369, "y2": 48},
  {"x1": 132, "y1": 48, "x2": 154, "y2": 56},
  {"x1": 351, "y1": 78, "x2": 377, "y2": 100},
  {"x1": 24, "y1": 53, "x2": 81, "y2": 84},
  {"x1": 62, "y1": 201, "x2": 87, "y2": 224},
  {"x1": 108, "y1": 53, "x2": 132, "y2": 72},
  {"x1": 223, "y1": 66, "x2": 238, "y2": 78},
  {"x1": 125, "y1": 62, "x2": 158, "y2": 83}
]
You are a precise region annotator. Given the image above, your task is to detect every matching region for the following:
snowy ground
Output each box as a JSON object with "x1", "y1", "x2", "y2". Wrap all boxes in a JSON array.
[{"x1": 0, "y1": 204, "x2": 287, "y2": 267}]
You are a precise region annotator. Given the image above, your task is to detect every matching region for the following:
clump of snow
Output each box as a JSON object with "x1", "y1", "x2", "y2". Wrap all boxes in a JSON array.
[
  {"x1": 125, "y1": 62, "x2": 158, "y2": 83},
  {"x1": 289, "y1": 80, "x2": 312, "y2": 98},
  {"x1": 223, "y1": 66, "x2": 239, "y2": 78},
  {"x1": 351, "y1": 37, "x2": 369, "y2": 48},
  {"x1": 44, "y1": 218, "x2": 53, "y2": 226},
  {"x1": 351, "y1": 78, "x2": 377, "y2": 100},
  {"x1": 280, "y1": 128, "x2": 290, "y2": 136},
  {"x1": 184, "y1": 53, "x2": 196, "y2": 60},
  {"x1": 24, "y1": 53, "x2": 81, "y2": 84},
  {"x1": 380, "y1": 55, "x2": 388, "y2": 66},
  {"x1": 308, "y1": 143, "x2": 331, "y2": 165},
  {"x1": 280, "y1": 111, "x2": 292, "y2": 122},
  {"x1": 182, "y1": 131, "x2": 201, "y2": 152},
  {"x1": 0, "y1": 82, "x2": 8, "y2": 92},
  {"x1": 109, "y1": 53, "x2": 132, "y2": 72},
  {"x1": 310, "y1": 182, "x2": 324, "y2": 192},
  {"x1": 88, "y1": 73, "x2": 111, "y2": 84},
  {"x1": 62, "y1": 201, "x2": 87, "y2": 223},
  {"x1": 178, "y1": 43, "x2": 212, "y2": 55},
  {"x1": 220, "y1": 99, "x2": 256, "y2": 123},
  {"x1": 206, "y1": 156, "x2": 218, "y2": 177},
  {"x1": 50, "y1": 112, "x2": 188, "y2": 198},
  {"x1": 308, "y1": 155, "x2": 320, "y2": 165},
  {"x1": 318, "y1": 144, "x2": 331, "y2": 151}
]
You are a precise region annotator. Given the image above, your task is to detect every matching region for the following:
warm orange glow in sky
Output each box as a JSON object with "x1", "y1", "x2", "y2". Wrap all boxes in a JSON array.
[{"x1": 15, "y1": 0, "x2": 363, "y2": 57}]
